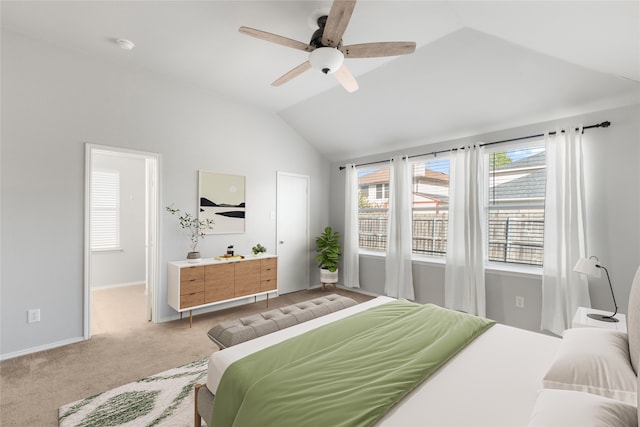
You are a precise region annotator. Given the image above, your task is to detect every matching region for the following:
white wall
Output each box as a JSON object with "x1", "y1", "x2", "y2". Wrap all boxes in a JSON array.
[
  {"x1": 0, "y1": 31, "x2": 330, "y2": 358},
  {"x1": 330, "y1": 104, "x2": 640, "y2": 333},
  {"x1": 90, "y1": 152, "x2": 146, "y2": 289}
]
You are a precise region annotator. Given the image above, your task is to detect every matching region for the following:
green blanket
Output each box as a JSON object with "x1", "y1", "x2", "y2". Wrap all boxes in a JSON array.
[{"x1": 211, "y1": 300, "x2": 495, "y2": 427}]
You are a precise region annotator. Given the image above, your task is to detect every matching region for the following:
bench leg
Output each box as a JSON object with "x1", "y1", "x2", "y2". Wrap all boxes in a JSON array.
[{"x1": 194, "y1": 383, "x2": 203, "y2": 427}]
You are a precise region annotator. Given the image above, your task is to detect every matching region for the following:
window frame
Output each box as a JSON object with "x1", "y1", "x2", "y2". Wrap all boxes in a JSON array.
[
  {"x1": 356, "y1": 163, "x2": 391, "y2": 253},
  {"x1": 484, "y1": 139, "x2": 546, "y2": 268},
  {"x1": 409, "y1": 153, "x2": 452, "y2": 261}
]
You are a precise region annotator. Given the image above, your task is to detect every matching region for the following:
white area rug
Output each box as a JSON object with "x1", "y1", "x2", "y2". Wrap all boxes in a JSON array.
[{"x1": 58, "y1": 357, "x2": 208, "y2": 427}]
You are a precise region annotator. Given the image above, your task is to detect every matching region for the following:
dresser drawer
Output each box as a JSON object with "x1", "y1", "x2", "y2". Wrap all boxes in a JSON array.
[
  {"x1": 180, "y1": 279, "x2": 204, "y2": 295},
  {"x1": 260, "y1": 278, "x2": 277, "y2": 292},
  {"x1": 180, "y1": 266, "x2": 204, "y2": 283},
  {"x1": 261, "y1": 258, "x2": 277, "y2": 280},
  {"x1": 180, "y1": 291, "x2": 204, "y2": 309}
]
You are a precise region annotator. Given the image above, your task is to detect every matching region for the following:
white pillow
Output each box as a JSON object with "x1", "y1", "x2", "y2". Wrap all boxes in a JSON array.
[
  {"x1": 542, "y1": 327, "x2": 637, "y2": 404},
  {"x1": 528, "y1": 389, "x2": 637, "y2": 427}
]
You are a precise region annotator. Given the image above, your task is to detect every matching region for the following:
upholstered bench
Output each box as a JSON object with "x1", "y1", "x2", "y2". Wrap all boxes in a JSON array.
[{"x1": 206, "y1": 294, "x2": 358, "y2": 349}]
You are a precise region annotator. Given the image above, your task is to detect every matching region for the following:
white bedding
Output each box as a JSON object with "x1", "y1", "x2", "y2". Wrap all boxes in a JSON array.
[{"x1": 207, "y1": 296, "x2": 560, "y2": 426}]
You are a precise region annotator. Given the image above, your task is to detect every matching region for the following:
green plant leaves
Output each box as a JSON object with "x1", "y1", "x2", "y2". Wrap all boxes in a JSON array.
[{"x1": 315, "y1": 226, "x2": 341, "y2": 271}]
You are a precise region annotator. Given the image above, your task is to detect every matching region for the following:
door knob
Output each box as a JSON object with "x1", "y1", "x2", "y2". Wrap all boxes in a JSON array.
[{"x1": 279, "y1": 241, "x2": 284, "y2": 244}]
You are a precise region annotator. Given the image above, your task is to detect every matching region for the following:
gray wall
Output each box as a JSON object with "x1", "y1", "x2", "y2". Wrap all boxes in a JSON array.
[
  {"x1": 0, "y1": 31, "x2": 330, "y2": 358},
  {"x1": 331, "y1": 104, "x2": 640, "y2": 333},
  {"x1": 90, "y1": 152, "x2": 146, "y2": 289}
]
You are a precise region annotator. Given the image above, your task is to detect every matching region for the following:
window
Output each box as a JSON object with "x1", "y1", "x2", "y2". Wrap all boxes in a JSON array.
[
  {"x1": 486, "y1": 143, "x2": 546, "y2": 266},
  {"x1": 375, "y1": 183, "x2": 389, "y2": 199},
  {"x1": 355, "y1": 142, "x2": 546, "y2": 268},
  {"x1": 91, "y1": 169, "x2": 120, "y2": 250},
  {"x1": 411, "y1": 158, "x2": 450, "y2": 257},
  {"x1": 358, "y1": 164, "x2": 390, "y2": 251}
]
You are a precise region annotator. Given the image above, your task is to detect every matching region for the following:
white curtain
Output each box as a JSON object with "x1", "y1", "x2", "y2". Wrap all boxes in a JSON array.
[
  {"x1": 541, "y1": 127, "x2": 590, "y2": 335},
  {"x1": 343, "y1": 164, "x2": 360, "y2": 288},
  {"x1": 385, "y1": 156, "x2": 415, "y2": 300},
  {"x1": 444, "y1": 145, "x2": 486, "y2": 316}
]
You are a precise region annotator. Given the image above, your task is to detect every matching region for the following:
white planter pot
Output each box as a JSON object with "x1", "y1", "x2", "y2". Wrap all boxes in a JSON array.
[{"x1": 320, "y1": 268, "x2": 339, "y2": 284}]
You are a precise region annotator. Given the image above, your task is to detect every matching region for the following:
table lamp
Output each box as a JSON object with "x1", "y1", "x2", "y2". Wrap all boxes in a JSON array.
[{"x1": 573, "y1": 256, "x2": 619, "y2": 322}]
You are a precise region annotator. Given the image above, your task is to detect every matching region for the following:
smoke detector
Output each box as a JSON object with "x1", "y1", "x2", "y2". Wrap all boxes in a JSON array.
[{"x1": 116, "y1": 39, "x2": 135, "y2": 51}]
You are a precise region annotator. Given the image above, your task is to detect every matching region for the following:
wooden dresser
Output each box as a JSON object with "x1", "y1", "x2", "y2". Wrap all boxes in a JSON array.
[{"x1": 167, "y1": 255, "x2": 277, "y2": 327}]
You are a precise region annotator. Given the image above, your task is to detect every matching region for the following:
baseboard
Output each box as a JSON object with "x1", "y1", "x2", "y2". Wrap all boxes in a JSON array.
[
  {"x1": 0, "y1": 336, "x2": 85, "y2": 361},
  {"x1": 307, "y1": 284, "x2": 382, "y2": 298},
  {"x1": 336, "y1": 285, "x2": 382, "y2": 298}
]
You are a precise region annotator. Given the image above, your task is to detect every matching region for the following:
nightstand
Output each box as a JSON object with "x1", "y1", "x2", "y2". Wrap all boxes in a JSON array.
[{"x1": 572, "y1": 307, "x2": 627, "y2": 333}]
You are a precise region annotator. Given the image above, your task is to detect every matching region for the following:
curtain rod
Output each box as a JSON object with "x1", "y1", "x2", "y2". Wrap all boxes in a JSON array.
[{"x1": 338, "y1": 121, "x2": 610, "y2": 170}]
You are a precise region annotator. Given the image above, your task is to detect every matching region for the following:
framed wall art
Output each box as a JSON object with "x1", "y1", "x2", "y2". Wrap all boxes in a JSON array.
[{"x1": 198, "y1": 171, "x2": 245, "y2": 234}]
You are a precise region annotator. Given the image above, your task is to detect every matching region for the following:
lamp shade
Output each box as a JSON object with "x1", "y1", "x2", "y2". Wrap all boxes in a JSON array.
[
  {"x1": 573, "y1": 257, "x2": 602, "y2": 278},
  {"x1": 309, "y1": 47, "x2": 344, "y2": 74}
]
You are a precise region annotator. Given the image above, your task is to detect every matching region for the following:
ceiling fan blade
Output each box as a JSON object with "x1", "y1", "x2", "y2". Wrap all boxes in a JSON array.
[
  {"x1": 239, "y1": 26, "x2": 314, "y2": 52},
  {"x1": 340, "y1": 41, "x2": 416, "y2": 58},
  {"x1": 322, "y1": 0, "x2": 357, "y2": 47},
  {"x1": 333, "y1": 64, "x2": 359, "y2": 93},
  {"x1": 271, "y1": 61, "x2": 312, "y2": 86}
]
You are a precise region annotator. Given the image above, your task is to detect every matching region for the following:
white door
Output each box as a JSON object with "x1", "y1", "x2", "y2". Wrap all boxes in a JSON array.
[{"x1": 276, "y1": 172, "x2": 309, "y2": 294}]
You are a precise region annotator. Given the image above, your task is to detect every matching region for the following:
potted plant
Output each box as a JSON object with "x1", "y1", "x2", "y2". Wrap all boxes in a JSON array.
[
  {"x1": 252, "y1": 243, "x2": 267, "y2": 256},
  {"x1": 166, "y1": 205, "x2": 214, "y2": 262},
  {"x1": 315, "y1": 226, "x2": 341, "y2": 288}
]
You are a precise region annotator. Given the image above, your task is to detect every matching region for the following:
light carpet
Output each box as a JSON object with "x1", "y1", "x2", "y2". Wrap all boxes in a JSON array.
[{"x1": 58, "y1": 357, "x2": 208, "y2": 427}]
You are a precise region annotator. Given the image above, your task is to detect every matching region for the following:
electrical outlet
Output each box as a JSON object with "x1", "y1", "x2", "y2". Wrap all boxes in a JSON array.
[
  {"x1": 515, "y1": 296, "x2": 525, "y2": 309},
  {"x1": 28, "y1": 309, "x2": 40, "y2": 323}
]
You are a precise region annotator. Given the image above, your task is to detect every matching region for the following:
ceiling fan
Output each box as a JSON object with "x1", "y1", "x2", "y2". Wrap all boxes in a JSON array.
[{"x1": 239, "y1": 0, "x2": 416, "y2": 92}]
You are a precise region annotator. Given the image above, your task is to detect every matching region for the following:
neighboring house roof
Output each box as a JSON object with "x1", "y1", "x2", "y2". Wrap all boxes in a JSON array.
[
  {"x1": 359, "y1": 168, "x2": 390, "y2": 186},
  {"x1": 359, "y1": 166, "x2": 450, "y2": 186},
  {"x1": 415, "y1": 170, "x2": 449, "y2": 186},
  {"x1": 358, "y1": 153, "x2": 544, "y2": 204},
  {"x1": 414, "y1": 192, "x2": 450, "y2": 205},
  {"x1": 490, "y1": 168, "x2": 546, "y2": 201}
]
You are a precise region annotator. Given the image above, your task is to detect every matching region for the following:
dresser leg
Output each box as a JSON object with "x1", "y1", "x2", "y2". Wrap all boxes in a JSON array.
[
  {"x1": 267, "y1": 293, "x2": 269, "y2": 308},
  {"x1": 189, "y1": 310, "x2": 193, "y2": 328}
]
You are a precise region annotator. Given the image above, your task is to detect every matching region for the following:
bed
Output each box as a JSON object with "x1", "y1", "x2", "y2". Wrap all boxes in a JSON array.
[{"x1": 195, "y1": 266, "x2": 640, "y2": 427}]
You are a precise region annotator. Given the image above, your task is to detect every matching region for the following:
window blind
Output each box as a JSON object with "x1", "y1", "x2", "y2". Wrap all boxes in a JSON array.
[{"x1": 91, "y1": 169, "x2": 120, "y2": 250}]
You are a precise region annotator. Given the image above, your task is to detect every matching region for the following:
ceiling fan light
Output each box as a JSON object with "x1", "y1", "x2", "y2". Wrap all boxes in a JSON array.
[{"x1": 309, "y1": 47, "x2": 344, "y2": 74}]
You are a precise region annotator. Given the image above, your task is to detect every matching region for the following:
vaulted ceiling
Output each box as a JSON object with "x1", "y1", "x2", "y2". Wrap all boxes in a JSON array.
[{"x1": 2, "y1": 1, "x2": 639, "y2": 160}]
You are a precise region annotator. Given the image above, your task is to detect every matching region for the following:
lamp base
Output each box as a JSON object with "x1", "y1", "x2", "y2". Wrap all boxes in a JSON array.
[{"x1": 587, "y1": 313, "x2": 619, "y2": 323}]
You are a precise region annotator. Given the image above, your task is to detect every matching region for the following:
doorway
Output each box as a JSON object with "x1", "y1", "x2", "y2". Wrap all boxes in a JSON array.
[
  {"x1": 276, "y1": 172, "x2": 310, "y2": 294},
  {"x1": 84, "y1": 144, "x2": 160, "y2": 339}
]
